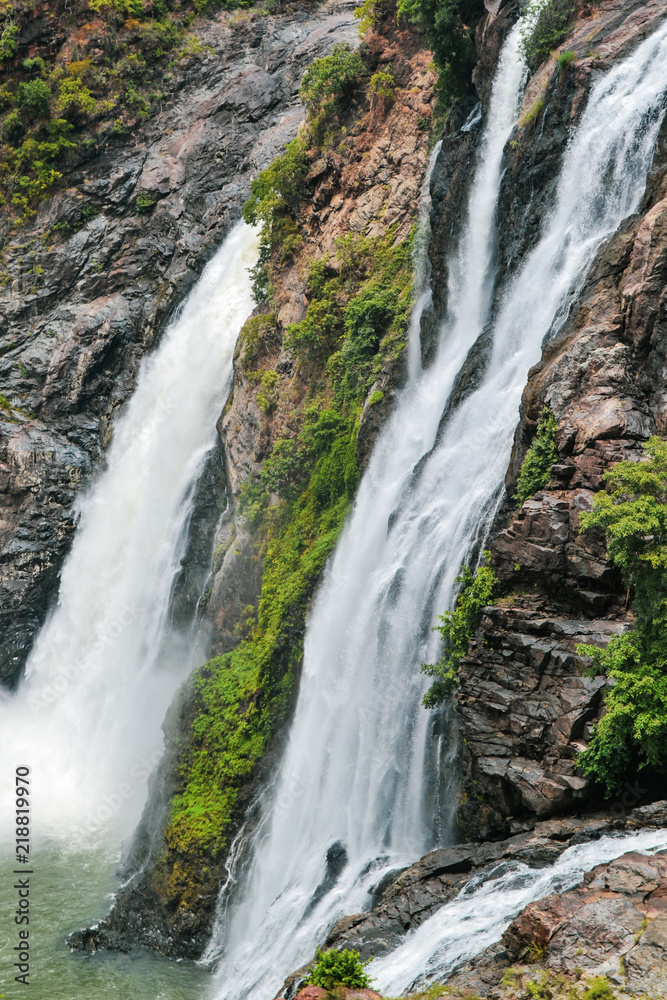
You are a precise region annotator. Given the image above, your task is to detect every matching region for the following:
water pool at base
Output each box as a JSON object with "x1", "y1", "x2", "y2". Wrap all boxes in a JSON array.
[{"x1": 0, "y1": 842, "x2": 210, "y2": 1000}]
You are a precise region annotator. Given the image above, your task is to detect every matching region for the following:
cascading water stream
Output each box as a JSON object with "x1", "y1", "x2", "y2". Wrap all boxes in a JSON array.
[
  {"x1": 207, "y1": 20, "x2": 530, "y2": 999},
  {"x1": 209, "y1": 17, "x2": 667, "y2": 1000},
  {"x1": 0, "y1": 220, "x2": 258, "y2": 999},
  {"x1": 371, "y1": 827, "x2": 667, "y2": 995}
]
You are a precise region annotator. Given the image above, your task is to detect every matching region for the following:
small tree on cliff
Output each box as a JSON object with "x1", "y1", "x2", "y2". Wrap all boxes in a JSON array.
[{"x1": 577, "y1": 437, "x2": 667, "y2": 795}]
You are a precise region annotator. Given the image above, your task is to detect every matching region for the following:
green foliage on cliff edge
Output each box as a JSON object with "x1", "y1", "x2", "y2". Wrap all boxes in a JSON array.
[
  {"x1": 514, "y1": 405, "x2": 559, "y2": 504},
  {"x1": 422, "y1": 553, "x2": 498, "y2": 707},
  {"x1": 520, "y1": 0, "x2": 576, "y2": 73},
  {"x1": 394, "y1": 0, "x2": 485, "y2": 104},
  {"x1": 577, "y1": 437, "x2": 667, "y2": 795}
]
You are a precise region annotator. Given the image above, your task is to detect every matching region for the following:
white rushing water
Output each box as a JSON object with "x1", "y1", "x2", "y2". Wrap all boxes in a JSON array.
[
  {"x1": 372, "y1": 827, "x2": 667, "y2": 995},
  {"x1": 0, "y1": 220, "x2": 259, "y2": 844},
  {"x1": 209, "y1": 17, "x2": 667, "y2": 1000},
  {"x1": 208, "y1": 20, "x2": 529, "y2": 998}
]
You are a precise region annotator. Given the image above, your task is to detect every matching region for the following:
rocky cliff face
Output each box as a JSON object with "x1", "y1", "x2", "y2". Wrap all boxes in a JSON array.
[
  {"x1": 0, "y1": 0, "x2": 357, "y2": 687},
  {"x1": 444, "y1": 0, "x2": 667, "y2": 841},
  {"x1": 69, "y1": 8, "x2": 437, "y2": 959}
]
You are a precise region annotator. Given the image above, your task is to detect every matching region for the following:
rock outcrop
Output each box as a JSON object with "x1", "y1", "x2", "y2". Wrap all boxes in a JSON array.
[
  {"x1": 310, "y1": 803, "x2": 667, "y2": 965},
  {"x1": 0, "y1": 0, "x2": 358, "y2": 687},
  {"x1": 454, "y1": 0, "x2": 667, "y2": 839}
]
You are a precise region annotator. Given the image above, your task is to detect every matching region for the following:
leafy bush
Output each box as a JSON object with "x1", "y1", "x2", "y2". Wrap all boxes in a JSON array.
[
  {"x1": 370, "y1": 69, "x2": 396, "y2": 100},
  {"x1": 395, "y1": 0, "x2": 485, "y2": 105},
  {"x1": 577, "y1": 438, "x2": 667, "y2": 794},
  {"x1": 307, "y1": 948, "x2": 373, "y2": 991},
  {"x1": 520, "y1": 0, "x2": 576, "y2": 72},
  {"x1": 422, "y1": 554, "x2": 498, "y2": 707},
  {"x1": 242, "y1": 134, "x2": 309, "y2": 253},
  {"x1": 3, "y1": 112, "x2": 24, "y2": 145},
  {"x1": 16, "y1": 79, "x2": 51, "y2": 120},
  {"x1": 557, "y1": 49, "x2": 576, "y2": 71},
  {"x1": 136, "y1": 191, "x2": 155, "y2": 213},
  {"x1": 57, "y1": 77, "x2": 97, "y2": 118},
  {"x1": 514, "y1": 406, "x2": 558, "y2": 503},
  {"x1": 285, "y1": 230, "x2": 412, "y2": 402},
  {"x1": 0, "y1": 23, "x2": 18, "y2": 61},
  {"x1": 299, "y1": 43, "x2": 364, "y2": 120}
]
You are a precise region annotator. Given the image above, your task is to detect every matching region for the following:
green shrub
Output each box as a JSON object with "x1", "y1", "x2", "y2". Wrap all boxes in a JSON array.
[
  {"x1": 3, "y1": 111, "x2": 25, "y2": 145},
  {"x1": 299, "y1": 43, "x2": 364, "y2": 121},
  {"x1": 370, "y1": 69, "x2": 396, "y2": 99},
  {"x1": 237, "y1": 314, "x2": 276, "y2": 371},
  {"x1": 395, "y1": 0, "x2": 485, "y2": 105},
  {"x1": 582, "y1": 977, "x2": 615, "y2": 1000},
  {"x1": 514, "y1": 406, "x2": 558, "y2": 503},
  {"x1": 422, "y1": 553, "x2": 498, "y2": 707},
  {"x1": 136, "y1": 191, "x2": 155, "y2": 214},
  {"x1": 56, "y1": 77, "x2": 97, "y2": 118},
  {"x1": 16, "y1": 79, "x2": 51, "y2": 120},
  {"x1": 242, "y1": 134, "x2": 309, "y2": 253},
  {"x1": 0, "y1": 24, "x2": 18, "y2": 62},
  {"x1": 557, "y1": 49, "x2": 576, "y2": 71},
  {"x1": 520, "y1": 0, "x2": 576, "y2": 72},
  {"x1": 307, "y1": 948, "x2": 373, "y2": 991},
  {"x1": 577, "y1": 438, "x2": 667, "y2": 794},
  {"x1": 368, "y1": 389, "x2": 384, "y2": 406},
  {"x1": 22, "y1": 56, "x2": 46, "y2": 76},
  {"x1": 300, "y1": 407, "x2": 348, "y2": 455},
  {"x1": 256, "y1": 369, "x2": 281, "y2": 414}
]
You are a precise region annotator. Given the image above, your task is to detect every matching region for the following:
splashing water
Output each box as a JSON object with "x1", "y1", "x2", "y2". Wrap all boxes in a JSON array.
[{"x1": 208, "y1": 17, "x2": 667, "y2": 1000}]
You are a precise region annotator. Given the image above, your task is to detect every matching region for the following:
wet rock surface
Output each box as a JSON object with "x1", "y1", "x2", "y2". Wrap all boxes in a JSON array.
[
  {"x1": 0, "y1": 0, "x2": 358, "y2": 687},
  {"x1": 445, "y1": 847, "x2": 667, "y2": 997},
  {"x1": 321, "y1": 803, "x2": 667, "y2": 964},
  {"x1": 455, "y1": 0, "x2": 667, "y2": 839}
]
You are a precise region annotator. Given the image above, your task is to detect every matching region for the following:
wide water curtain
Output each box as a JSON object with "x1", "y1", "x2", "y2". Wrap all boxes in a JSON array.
[
  {"x1": 209, "y1": 19, "x2": 531, "y2": 999},
  {"x1": 0, "y1": 222, "x2": 258, "y2": 844},
  {"x1": 210, "y1": 14, "x2": 667, "y2": 1000}
]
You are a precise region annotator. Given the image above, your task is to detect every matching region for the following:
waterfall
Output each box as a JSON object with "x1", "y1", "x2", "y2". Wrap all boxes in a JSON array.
[
  {"x1": 0, "y1": 220, "x2": 259, "y2": 844},
  {"x1": 207, "y1": 20, "x2": 530, "y2": 999},
  {"x1": 209, "y1": 17, "x2": 667, "y2": 1000}
]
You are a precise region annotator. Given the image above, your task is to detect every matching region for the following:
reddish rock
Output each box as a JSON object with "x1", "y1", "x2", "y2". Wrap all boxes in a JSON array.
[
  {"x1": 295, "y1": 989, "x2": 328, "y2": 1000},
  {"x1": 502, "y1": 852, "x2": 667, "y2": 989}
]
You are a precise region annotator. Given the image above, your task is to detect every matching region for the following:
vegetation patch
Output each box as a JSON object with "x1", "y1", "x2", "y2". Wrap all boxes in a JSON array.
[
  {"x1": 307, "y1": 947, "x2": 373, "y2": 991},
  {"x1": 514, "y1": 405, "x2": 558, "y2": 503},
  {"x1": 577, "y1": 437, "x2": 667, "y2": 795},
  {"x1": 422, "y1": 553, "x2": 498, "y2": 707},
  {"x1": 519, "y1": 97, "x2": 545, "y2": 129},
  {"x1": 520, "y1": 0, "x2": 576, "y2": 73},
  {"x1": 0, "y1": 0, "x2": 251, "y2": 221}
]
